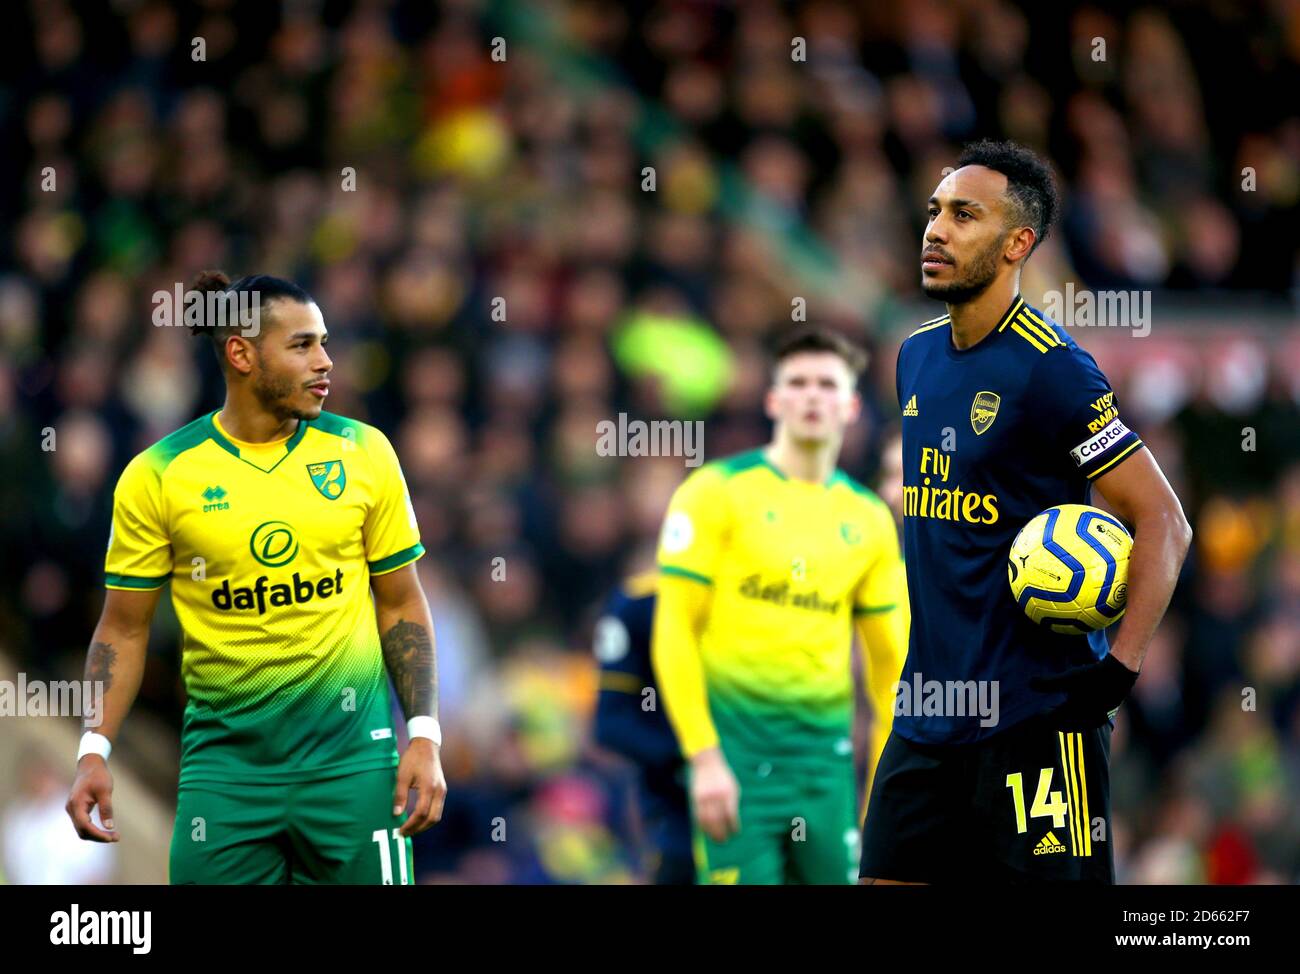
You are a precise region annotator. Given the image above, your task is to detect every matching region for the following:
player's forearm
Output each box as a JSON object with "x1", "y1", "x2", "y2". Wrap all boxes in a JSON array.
[
  {"x1": 654, "y1": 643, "x2": 719, "y2": 758},
  {"x1": 1108, "y1": 504, "x2": 1192, "y2": 671},
  {"x1": 377, "y1": 599, "x2": 438, "y2": 721},
  {"x1": 651, "y1": 580, "x2": 720, "y2": 757},
  {"x1": 855, "y1": 611, "x2": 907, "y2": 752},
  {"x1": 81, "y1": 627, "x2": 147, "y2": 741}
]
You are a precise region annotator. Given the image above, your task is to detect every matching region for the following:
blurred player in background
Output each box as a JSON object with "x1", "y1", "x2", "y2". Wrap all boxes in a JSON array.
[
  {"x1": 65, "y1": 271, "x2": 446, "y2": 884},
  {"x1": 591, "y1": 569, "x2": 694, "y2": 885},
  {"x1": 591, "y1": 459, "x2": 696, "y2": 884},
  {"x1": 652, "y1": 328, "x2": 909, "y2": 884},
  {"x1": 860, "y1": 425, "x2": 907, "y2": 803},
  {"x1": 860, "y1": 141, "x2": 1193, "y2": 884},
  {"x1": 874, "y1": 430, "x2": 905, "y2": 530}
]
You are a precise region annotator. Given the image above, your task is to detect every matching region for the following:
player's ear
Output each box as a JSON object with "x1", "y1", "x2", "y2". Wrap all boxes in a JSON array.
[
  {"x1": 845, "y1": 390, "x2": 863, "y2": 424},
  {"x1": 224, "y1": 334, "x2": 256, "y2": 377},
  {"x1": 763, "y1": 376, "x2": 781, "y2": 422},
  {"x1": 1005, "y1": 225, "x2": 1035, "y2": 264}
]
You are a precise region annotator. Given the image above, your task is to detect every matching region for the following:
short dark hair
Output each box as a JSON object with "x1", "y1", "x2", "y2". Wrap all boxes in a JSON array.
[
  {"x1": 955, "y1": 139, "x2": 1060, "y2": 255},
  {"x1": 187, "y1": 270, "x2": 314, "y2": 368},
  {"x1": 772, "y1": 327, "x2": 868, "y2": 380}
]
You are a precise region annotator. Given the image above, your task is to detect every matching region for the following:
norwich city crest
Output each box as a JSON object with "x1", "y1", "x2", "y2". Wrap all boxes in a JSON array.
[
  {"x1": 970, "y1": 391, "x2": 1001, "y2": 435},
  {"x1": 307, "y1": 460, "x2": 346, "y2": 500}
]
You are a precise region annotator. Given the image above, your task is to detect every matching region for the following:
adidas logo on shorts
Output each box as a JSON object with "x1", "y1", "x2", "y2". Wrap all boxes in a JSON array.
[{"x1": 1033, "y1": 831, "x2": 1067, "y2": 855}]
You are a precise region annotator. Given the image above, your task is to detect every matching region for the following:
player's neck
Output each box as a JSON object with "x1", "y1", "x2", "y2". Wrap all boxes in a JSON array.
[
  {"x1": 215, "y1": 394, "x2": 299, "y2": 444},
  {"x1": 947, "y1": 279, "x2": 1021, "y2": 350},
  {"x1": 765, "y1": 436, "x2": 838, "y2": 484}
]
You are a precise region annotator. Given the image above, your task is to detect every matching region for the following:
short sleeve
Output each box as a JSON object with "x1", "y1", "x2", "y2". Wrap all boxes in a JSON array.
[
  {"x1": 854, "y1": 501, "x2": 904, "y2": 615},
  {"x1": 656, "y1": 466, "x2": 728, "y2": 585},
  {"x1": 1037, "y1": 345, "x2": 1144, "y2": 481},
  {"x1": 105, "y1": 453, "x2": 173, "y2": 590},
  {"x1": 895, "y1": 343, "x2": 904, "y2": 410},
  {"x1": 363, "y1": 427, "x2": 425, "y2": 575}
]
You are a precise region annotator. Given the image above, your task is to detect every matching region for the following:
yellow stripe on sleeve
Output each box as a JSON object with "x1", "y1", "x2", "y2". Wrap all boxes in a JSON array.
[
  {"x1": 996, "y1": 296, "x2": 1026, "y2": 331},
  {"x1": 1016, "y1": 312, "x2": 1060, "y2": 347},
  {"x1": 908, "y1": 317, "x2": 950, "y2": 338},
  {"x1": 1021, "y1": 307, "x2": 1052, "y2": 330},
  {"x1": 1086, "y1": 439, "x2": 1144, "y2": 479},
  {"x1": 1010, "y1": 321, "x2": 1050, "y2": 353}
]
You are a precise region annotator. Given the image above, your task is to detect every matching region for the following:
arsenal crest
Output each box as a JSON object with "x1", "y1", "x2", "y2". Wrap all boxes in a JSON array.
[
  {"x1": 308, "y1": 460, "x2": 346, "y2": 500},
  {"x1": 970, "y1": 391, "x2": 1001, "y2": 435}
]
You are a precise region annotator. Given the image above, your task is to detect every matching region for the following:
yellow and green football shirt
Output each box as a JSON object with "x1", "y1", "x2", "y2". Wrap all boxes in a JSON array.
[
  {"x1": 656, "y1": 449, "x2": 903, "y2": 756},
  {"x1": 105, "y1": 409, "x2": 424, "y2": 785}
]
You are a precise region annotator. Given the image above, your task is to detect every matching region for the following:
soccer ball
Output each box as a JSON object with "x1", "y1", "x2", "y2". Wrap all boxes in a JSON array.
[{"x1": 1007, "y1": 504, "x2": 1132, "y2": 634}]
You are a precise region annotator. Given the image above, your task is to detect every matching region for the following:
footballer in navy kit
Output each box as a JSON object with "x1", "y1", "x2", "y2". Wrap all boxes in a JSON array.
[
  {"x1": 859, "y1": 140, "x2": 1192, "y2": 884},
  {"x1": 591, "y1": 571, "x2": 694, "y2": 885}
]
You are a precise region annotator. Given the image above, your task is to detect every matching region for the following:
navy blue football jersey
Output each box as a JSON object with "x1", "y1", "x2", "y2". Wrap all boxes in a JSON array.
[
  {"x1": 895, "y1": 294, "x2": 1144, "y2": 744},
  {"x1": 592, "y1": 572, "x2": 682, "y2": 768},
  {"x1": 592, "y1": 572, "x2": 694, "y2": 883}
]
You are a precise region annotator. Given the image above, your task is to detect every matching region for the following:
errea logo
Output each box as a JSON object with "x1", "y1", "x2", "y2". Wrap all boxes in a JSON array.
[{"x1": 202, "y1": 485, "x2": 229, "y2": 512}]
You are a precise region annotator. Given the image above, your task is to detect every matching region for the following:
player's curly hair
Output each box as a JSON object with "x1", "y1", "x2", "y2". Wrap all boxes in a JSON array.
[{"x1": 955, "y1": 139, "x2": 1060, "y2": 255}]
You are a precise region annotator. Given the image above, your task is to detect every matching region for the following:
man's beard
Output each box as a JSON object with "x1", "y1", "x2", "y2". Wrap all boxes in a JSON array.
[
  {"x1": 921, "y1": 236, "x2": 1002, "y2": 304},
  {"x1": 251, "y1": 366, "x2": 312, "y2": 422}
]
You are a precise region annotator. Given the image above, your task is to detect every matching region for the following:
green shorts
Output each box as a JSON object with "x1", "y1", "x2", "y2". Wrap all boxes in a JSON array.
[
  {"x1": 169, "y1": 767, "x2": 412, "y2": 885},
  {"x1": 692, "y1": 743, "x2": 860, "y2": 885}
]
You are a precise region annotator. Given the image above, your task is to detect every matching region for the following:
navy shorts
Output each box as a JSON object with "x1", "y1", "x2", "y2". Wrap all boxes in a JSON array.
[{"x1": 860, "y1": 716, "x2": 1113, "y2": 883}]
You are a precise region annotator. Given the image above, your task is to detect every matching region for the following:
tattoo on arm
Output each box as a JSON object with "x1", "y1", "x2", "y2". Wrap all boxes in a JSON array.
[
  {"x1": 380, "y1": 619, "x2": 437, "y2": 720},
  {"x1": 85, "y1": 641, "x2": 117, "y2": 692},
  {"x1": 84, "y1": 641, "x2": 116, "y2": 731}
]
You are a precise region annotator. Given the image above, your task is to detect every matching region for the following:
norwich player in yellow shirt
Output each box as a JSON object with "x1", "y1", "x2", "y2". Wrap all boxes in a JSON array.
[
  {"x1": 66, "y1": 271, "x2": 446, "y2": 884},
  {"x1": 652, "y1": 328, "x2": 909, "y2": 884}
]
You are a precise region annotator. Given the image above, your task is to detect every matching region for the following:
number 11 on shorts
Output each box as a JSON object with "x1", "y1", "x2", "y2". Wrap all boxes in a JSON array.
[{"x1": 372, "y1": 828, "x2": 410, "y2": 885}]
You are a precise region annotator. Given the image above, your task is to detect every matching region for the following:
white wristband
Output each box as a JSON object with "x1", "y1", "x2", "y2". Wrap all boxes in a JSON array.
[
  {"x1": 407, "y1": 716, "x2": 441, "y2": 746},
  {"x1": 77, "y1": 732, "x2": 112, "y2": 762}
]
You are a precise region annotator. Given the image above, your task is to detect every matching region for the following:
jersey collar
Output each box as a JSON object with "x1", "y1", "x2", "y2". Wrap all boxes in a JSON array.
[
  {"x1": 944, "y1": 293, "x2": 1024, "y2": 358},
  {"x1": 760, "y1": 449, "x2": 842, "y2": 488},
  {"x1": 206, "y1": 409, "x2": 310, "y2": 472}
]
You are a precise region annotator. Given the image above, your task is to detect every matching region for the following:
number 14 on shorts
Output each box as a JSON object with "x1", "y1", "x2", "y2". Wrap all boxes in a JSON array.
[
  {"x1": 372, "y1": 828, "x2": 412, "y2": 885},
  {"x1": 1005, "y1": 769, "x2": 1068, "y2": 833},
  {"x1": 1005, "y1": 730, "x2": 1100, "y2": 859}
]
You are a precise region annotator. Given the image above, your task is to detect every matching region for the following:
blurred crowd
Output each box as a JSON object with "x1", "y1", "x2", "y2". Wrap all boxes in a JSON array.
[{"x1": 2, "y1": 0, "x2": 1299, "y2": 883}]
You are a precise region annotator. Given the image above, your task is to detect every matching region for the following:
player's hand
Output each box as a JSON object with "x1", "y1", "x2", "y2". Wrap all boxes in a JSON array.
[
  {"x1": 66, "y1": 756, "x2": 120, "y2": 843},
  {"x1": 690, "y1": 747, "x2": 741, "y2": 843},
  {"x1": 393, "y1": 738, "x2": 447, "y2": 837},
  {"x1": 1030, "y1": 653, "x2": 1139, "y2": 730}
]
